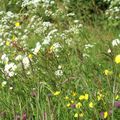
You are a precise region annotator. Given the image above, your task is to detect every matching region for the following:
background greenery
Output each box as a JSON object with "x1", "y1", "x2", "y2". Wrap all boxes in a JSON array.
[{"x1": 0, "y1": 0, "x2": 120, "y2": 120}]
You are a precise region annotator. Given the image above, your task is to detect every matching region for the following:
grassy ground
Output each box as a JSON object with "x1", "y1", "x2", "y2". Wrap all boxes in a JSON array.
[{"x1": 0, "y1": 1, "x2": 120, "y2": 120}]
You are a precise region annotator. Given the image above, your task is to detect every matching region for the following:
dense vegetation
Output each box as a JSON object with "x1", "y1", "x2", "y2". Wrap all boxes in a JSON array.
[{"x1": 0, "y1": 0, "x2": 120, "y2": 120}]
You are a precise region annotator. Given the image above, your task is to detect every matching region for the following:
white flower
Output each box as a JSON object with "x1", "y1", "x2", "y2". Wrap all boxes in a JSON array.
[
  {"x1": 67, "y1": 13, "x2": 75, "y2": 16},
  {"x1": 15, "y1": 55, "x2": 23, "y2": 61},
  {"x1": 107, "y1": 49, "x2": 111, "y2": 53},
  {"x1": 9, "y1": 87, "x2": 13, "y2": 90},
  {"x1": 1, "y1": 54, "x2": 9, "y2": 64},
  {"x1": 85, "y1": 44, "x2": 94, "y2": 49},
  {"x1": 112, "y1": 39, "x2": 120, "y2": 46},
  {"x1": 58, "y1": 65, "x2": 62, "y2": 69},
  {"x1": 48, "y1": 29, "x2": 58, "y2": 36},
  {"x1": 42, "y1": 36, "x2": 51, "y2": 45},
  {"x1": 4, "y1": 63, "x2": 17, "y2": 77},
  {"x1": 6, "y1": 11, "x2": 14, "y2": 18},
  {"x1": 33, "y1": 42, "x2": 41, "y2": 55},
  {"x1": 50, "y1": 42, "x2": 61, "y2": 53},
  {"x1": 74, "y1": 20, "x2": 79, "y2": 23},
  {"x1": 22, "y1": 0, "x2": 41, "y2": 7},
  {"x1": 55, "y1": 70, "x2": 63, "y2": 76},
  {"x1": 83, "y1": 53, "x2": 90, "y2": 58},
  {"x1": 22, "y1": 56, "x2": 30, "y2": 69},
  {"x1": 1, "y1": 81, "x2": 7, "y2": 87},
  {"x1": 43, "y1": 22, "x2": 52, "y2": 27}
]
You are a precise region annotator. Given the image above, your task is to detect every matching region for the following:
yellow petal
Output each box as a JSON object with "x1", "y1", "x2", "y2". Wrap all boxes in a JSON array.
[
  {"x1": 104, "y1": 112, "x2": 108, "y2": 119},
  {"x1": 53, "y1": 91, "x2": 60, "y2": 96},
  {"x1": 15, "y1": 22, "x2": 20, "y2": 27},
  {"x1": 115, "y1": 55, "x2": 120, "y2": 64}
]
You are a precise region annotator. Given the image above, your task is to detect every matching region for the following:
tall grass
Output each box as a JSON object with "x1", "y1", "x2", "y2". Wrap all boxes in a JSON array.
[{"x1": 0, "y1": 0, "x2": 120, "y2": 120}]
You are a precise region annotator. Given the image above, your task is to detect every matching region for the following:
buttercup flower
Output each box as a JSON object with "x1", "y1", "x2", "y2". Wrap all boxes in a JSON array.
[
  {"x1": 89, "y1": 102, "x2": 94, "y2": 108},
  {"x1": 115, "y1": 55, "x2": 120, "y2": 64},
  {"x1": 6, "y1": 41, "x2": 10, "y2": 46},
  {"x1": 115, "y1": 95, "x2": 119, "y2": 100},
  {"x1": 84, "y1": 94, "x2": 89, "y2": 100},
  {"x1": 79, "y1": 113, "x2": 84, "y2": 117},
  {"x1": 103, "y1": 111, "x2": 108, "y2": 119},
  {"x1": 53, "y1": 91, "x2": 60, "y2": 96},
  {"x1": 72, "y1": 91, "x2": 77, "y2": 96},
  {"x1": 28, "y1": 54, "x2": 33, "y2": 59},
  {"x1": 76, "y1": 102, "x2": 82, "y2": 108},
  {"x1": 74, "y1": 113, "x2": 78, "y2": 118},
  {"x1": 66, "y1": 103, "x2": 70, "y2": 107},
  {"x1": 71, "y1": 100, "x2": 74, "y2": 103},
  {"x1": 15, "y1": 22, "x2": 20, "y2": 27},
  {"x1": 104, "y1": 69, "x2": 112, "y2": 76},
  {"x1": 79, "y1": 94, "x2": 89, "y2": 100},
  {"x1": 97, "y1": 92, "x2": 104, "y2": 101},
  {"x1": 65, "y1": 96, "x2": 69, "y2": 100}
]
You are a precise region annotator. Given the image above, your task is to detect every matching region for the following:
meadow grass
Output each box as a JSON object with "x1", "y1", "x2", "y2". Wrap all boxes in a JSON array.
[{"x1": 0, "y1": 1, "x2": 120, "y2": 120}]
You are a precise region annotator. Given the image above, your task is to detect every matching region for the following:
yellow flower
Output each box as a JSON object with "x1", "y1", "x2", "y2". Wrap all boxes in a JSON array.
[
  {"x1": 72, "y1": 92, "x2": 77, "y2": 96},
  {"x1": 15, "y1": 22, "x2": 20, "y2": 27},
  {"x1": 89, "y1": 102, "x2": 94, "y2": 108},
  {"x1": 104, "y1": 69, "x2": 112, "y2": 76},
  {"x1": 84, "y1": 94, "x2": 89, "y2": 100},
  {"x1": 79, "y1": 95, "x2": 85, "y2": 100},
  {"x1": 97, "y1": 96, "x2": 101, "y2": 101},
  {"x1": 115, "y1": 95, "x2": 119, "y2": 100},
  {"x1": 65, "y1": 96, "x2": 69, "y2": 100},
  {"x1": 97, "y1": 92, "x2": 104, "y2": 101},
  {"x1": 115, "y1": 55, "x2": 120, "y2": 64},
  {"x1": 103, "y1": 111, "x2": 108, "y2": 119},
  {"x1": 53, "y1": 91, "x2": 60, "y2": 96},
  {"x1": 79, "y1": 113, "x2": 84, "y2": 117},
  {"x1": 6, "y1": 41, "x2": 10, "y2": 46},
  {"x1": 71, "y1": 100, "x2": 74, "y2": 103},
  {"x1": 66, "y1": 103, "x2": 70, "y2": 107},
  {"x1": 97, "y1": 94, "x2": 103, "y2": 101},
  {"x1": 79, "y1": 94, "x2": 88, "y2": 100},
  {"x1": 76, "y1": 102, "x2": 82, "y2": 108},
  {"x1": 28, "y1": 54, "x2": 33, "y2": 59},
  {"x1": 74, "y1": 113, "x2": 78, "y2": 118}
]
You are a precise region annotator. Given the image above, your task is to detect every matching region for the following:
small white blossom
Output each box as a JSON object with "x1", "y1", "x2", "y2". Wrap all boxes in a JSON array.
[
  {"x1": 33, "y1": 42, "x2": 41, "y2": 55},
  {"x1": 85, "y1": 44, "x2": 94, "y2": 49},
  {"x1": 58, "y1": 65, "x2": 62, "y2": 69},
  {"x1": 22, "y1": 56, "x2": 30, "y2": 69},
  {"x1": 42, "y1": 37, "x2": 51, "y2": 45},
  {"x1": 1, "y1": 54, "x2": 9, "y2": 64},
  {"x1": 107, "y1": 49, "x2": 111, "y2": 53},
  {"x1": 55, "y1": 70, "x2": 63, "y2": 76},
  {"x1": 43, "y1": 22, "x2": 52, "y2": 27},
  {"x1": 15, "y1": 55, "x2": 23, "y2": 61},
  {"x1": 9, "y1": 87, "x2": 13, "y2": 90},
  {"x1": 74, "y1": 20, "x2": 79, "y2": 23},
  {"x1": 48, "y1": 29, "x2": 58, "y2": 36},
  {"x1": 4, "y1": 63, "x2": 17, "y2": 77},
  {"x1": 83, "y1": 53, "x2": 90, "y2": 58},
  {"x1": 51, "y1": 42, "x2": 61, "y2": 53},
  {"x1": 112, "y1": 39, "x2": 120, "y2": 47}
]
